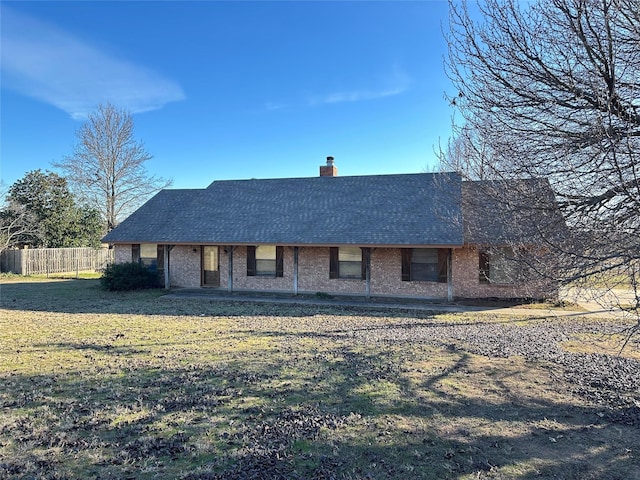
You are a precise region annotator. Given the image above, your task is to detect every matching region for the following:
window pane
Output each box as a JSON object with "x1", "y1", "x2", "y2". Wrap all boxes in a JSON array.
[
  {"x1": 256, "y1": 245, "x2": 276, "y2": 260},
  {"x1": 337, "y1": 247, "x2": 361, "y2": 279},
  {"x1": 140, "y1": 243, "x2": 157, "y2": 258},
  {"x1": 411, "y1": 262, "x2": 438, "y2": 282},
  {"x1": 140, "y1": 243, "x2": 157, "y2": 271},
  {"x1": 410, "y1": 249, "x2": 438, "y2": 281},
  {"x1": 142, "y1": 259, "x2": 157, "y2": 270},
  {"x1": 256, "y1": 259, "x2": 276, "y2": 275},
  {"x1": 203, "y1": 246, "x2": 218, "y2": 271},
  {"x1": 203, "y1": 246, "x2": 219, "y2": 286},
  {"x1": 412, "y1": 248, "x2": 438, "y2": 264},
  {"x1": 339, "y1": 246, "x2": 361, "y2": 262},
  {"x1": 339, "y1": 261, "x2": 361, "y2": 279},
  {"x1": 490, "y1": 248, "x2": 517, "y2": 284}
]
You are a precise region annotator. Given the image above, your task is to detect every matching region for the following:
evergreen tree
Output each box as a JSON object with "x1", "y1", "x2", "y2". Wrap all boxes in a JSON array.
[{"x1": 5, "y1": 170, "x2": 103, "y2": 248}]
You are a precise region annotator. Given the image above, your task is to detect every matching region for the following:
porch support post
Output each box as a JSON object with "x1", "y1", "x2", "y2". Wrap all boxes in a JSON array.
[
  {"x1": 293, "y1": 246, "x2": 299, "y2": 295},
  {"x1": 163, "y1": 245, "x2": 170, "y2": 290},
  {"x1": 226, "y1": 246, "x2": 235, "y2": 293},
  {"x1": 447, "y1": 248, "x2": 453, "y2": 302}
]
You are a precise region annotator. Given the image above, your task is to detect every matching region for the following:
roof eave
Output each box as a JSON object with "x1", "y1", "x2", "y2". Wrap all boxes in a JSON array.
[{"x1": 104, "y1": 240, "x2": 465, "y2": 249}]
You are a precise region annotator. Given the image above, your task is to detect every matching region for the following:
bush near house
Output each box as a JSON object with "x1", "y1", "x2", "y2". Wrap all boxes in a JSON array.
[{"x1": 100, "y1": 262, "x2": 159, "y2": 291}]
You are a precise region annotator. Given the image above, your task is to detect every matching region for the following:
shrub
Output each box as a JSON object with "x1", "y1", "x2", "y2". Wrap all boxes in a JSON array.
[
  {"x1": 315, "y1": 292, "x2": 333, "y2": 299},
  {"x1": 100, "y1": 262, "x2": 159, "y2": 291}
]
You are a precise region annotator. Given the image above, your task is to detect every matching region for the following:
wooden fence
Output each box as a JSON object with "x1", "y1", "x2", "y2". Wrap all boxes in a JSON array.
[{"x1": 1, "y1": 247, "x2": 114, "y2": 276}]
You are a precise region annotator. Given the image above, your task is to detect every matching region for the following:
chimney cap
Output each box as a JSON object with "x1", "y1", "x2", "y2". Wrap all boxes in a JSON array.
[{"x1": 320, "y1": 156, "x2": 338, "y2": 177}]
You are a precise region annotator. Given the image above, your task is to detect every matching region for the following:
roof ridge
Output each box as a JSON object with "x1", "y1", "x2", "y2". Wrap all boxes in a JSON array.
[{"x1": 207, "y1": 171, "x2": 458, "y2": 189}]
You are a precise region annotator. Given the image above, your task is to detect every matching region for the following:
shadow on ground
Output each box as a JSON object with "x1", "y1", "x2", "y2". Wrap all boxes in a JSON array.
[
  {"x1": 1, "y1": 339, "x2": 638, "y2": 479},
  {"x1": 0, "y1": 279, "x2": 596, "y2": 320},
  {"x1": 1, "y1": 279, "x2": 638, "y2": 479}
]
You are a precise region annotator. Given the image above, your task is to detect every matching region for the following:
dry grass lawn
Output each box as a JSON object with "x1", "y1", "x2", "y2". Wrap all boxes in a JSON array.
[{"x1": 0, "y1": 278, "x2": 638, "y2": 479}]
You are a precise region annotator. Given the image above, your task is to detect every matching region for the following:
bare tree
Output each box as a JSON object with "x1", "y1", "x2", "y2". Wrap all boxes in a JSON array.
[
  {"x1": 443, "y1": 0, "x2": 639, "y2": 321},
  {"x1": 55, "y1": 103, "x2": 172, "y2": 232},
  {"x1": 439, "y1": 123, "x2": 496, "y2": 180},
  {"x1": 0, "y1": 184, "x2": 42, "y2": 252},
  {"x1": 0, "y1": 202, "x2": 42, "y2": 252}
]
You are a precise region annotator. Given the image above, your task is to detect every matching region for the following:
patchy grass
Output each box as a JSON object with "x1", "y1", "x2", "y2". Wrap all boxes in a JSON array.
[
  {"x1": 452, "y1": 297, "x2": 586, "y2": 311},
  {"x1": 0, "y1": 272, "x2": 23, "y2": 281},
  {"x1": 562, "y1": 334, "x2": 640, "y2": 361},
  {"x1": 514, "y1": 299, "x2": 586, "y2": 311},
  {"x1": 0, "y1": 271, "x2": 103, "y2": 281},
  {"x1": 38, "y1": 271, "x2": 104, "y2": 280},
  {"x1": 0, "y1": 279, "x2": 638, "y2": 479}
]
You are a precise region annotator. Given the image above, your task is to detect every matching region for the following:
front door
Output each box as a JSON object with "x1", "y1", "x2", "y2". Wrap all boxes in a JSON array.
[{"x1": 202, "y1": 246, "x2": 220, "y2": 287}]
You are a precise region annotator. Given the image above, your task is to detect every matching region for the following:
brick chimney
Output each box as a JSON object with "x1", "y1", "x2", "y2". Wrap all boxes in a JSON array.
[{"x1": 320, "y1": 156, "x2": 338, "y2": 177}]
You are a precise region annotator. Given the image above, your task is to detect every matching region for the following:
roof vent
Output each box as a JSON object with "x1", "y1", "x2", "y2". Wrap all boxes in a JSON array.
[{"x1": 320, "y1": 156, "x2": 338, "y2": 177}]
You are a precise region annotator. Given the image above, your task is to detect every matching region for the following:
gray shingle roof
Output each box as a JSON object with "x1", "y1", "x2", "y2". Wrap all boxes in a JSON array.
[
  {"x1": 462, "y1": 179, "x2": 567, "y2": 244},
  {"x1": 102, "y1": 172, "x2": 465, "y2": 246}
]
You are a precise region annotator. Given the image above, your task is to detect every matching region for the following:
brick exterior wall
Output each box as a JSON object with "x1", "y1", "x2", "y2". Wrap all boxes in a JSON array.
[
  {"x1": 230, "y1": 246, "x2": 292, "y2": 292},
  {"x1": 223, "y1": 247, "x2": 449, "y2": 298},
  {"x1": 452, "y1": 246, "x2": 552, "y2": 299},
  {"x1": 112, "y1": 243, "x2": 551, "y2": 299},
  {"x1": 298, "y1": 247, "x2": 366, "y2": 295},
  {"x1": 370, "y1": 248, "x2": 448, "y2": 298},
  {"x1": 114, "y1": 244, "x2": 132, "y2": 264},
  {"x1": 170, "y1": 246, "x2": 201, "y2": 288}
]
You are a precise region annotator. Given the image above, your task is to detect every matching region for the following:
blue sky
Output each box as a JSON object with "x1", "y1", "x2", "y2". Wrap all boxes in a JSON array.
[{"x1": 1, "y1": 1, "x2": 455, "y2": 191}]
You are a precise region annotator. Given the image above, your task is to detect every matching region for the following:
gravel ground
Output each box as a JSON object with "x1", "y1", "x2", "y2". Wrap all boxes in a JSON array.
[
  {"x1": 229, "y1": 308, "x2": 640, "y2": 427},
  {"x1": 180, "y1": 306, "x2": 640, "y2": 479}
]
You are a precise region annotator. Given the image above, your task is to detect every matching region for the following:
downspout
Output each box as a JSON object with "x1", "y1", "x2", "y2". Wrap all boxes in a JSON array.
[{"x1": 447, "y1": 248, "x2": 453, "y2": 302}]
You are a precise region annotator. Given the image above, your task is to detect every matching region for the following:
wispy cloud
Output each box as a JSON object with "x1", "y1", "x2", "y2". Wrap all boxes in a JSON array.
[
  {"x1": 306, "y1": 65, "x2": 411, "y2": 107},
  {"x1": 264, "y1": 102, "x2": 289, "y2": 112},
  {"x1": 1, "y1": 6, "x2": 185, "y2": 119},
  {"x1": 308, "y1": 86, "x2": 407, "y2": 107},
  {"x1": 265, "y1": 65, "x2": 411, "y2": 111}
]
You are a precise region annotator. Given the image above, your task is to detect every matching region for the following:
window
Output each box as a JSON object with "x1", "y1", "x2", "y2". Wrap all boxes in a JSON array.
[
  {"x1": 329, "y1": 247, "x2": 365, "y2": 279},
  {"x1": 140, "y1": 244, "x2": 158, "y2": 270},
  {"x1": 256, "y1": 245, "x2": 276, "y2": 276},
  {"x1": 246, "y1": 245, "x2": 284, "y2": 277},
  {"x1": 479, "y1": 247, "x2": 517, "y2": 284},
  {"x1": 132, "y1": 243, "x2": 163, "y2": 273},
  {"x1": 401, "y1": 248, "x2": 448, "y2": 283}
]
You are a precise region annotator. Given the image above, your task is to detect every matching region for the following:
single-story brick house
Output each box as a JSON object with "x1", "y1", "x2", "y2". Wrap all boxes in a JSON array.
[{"x1": 102, "y1": 158, "x2": 562, "y2": 300}]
